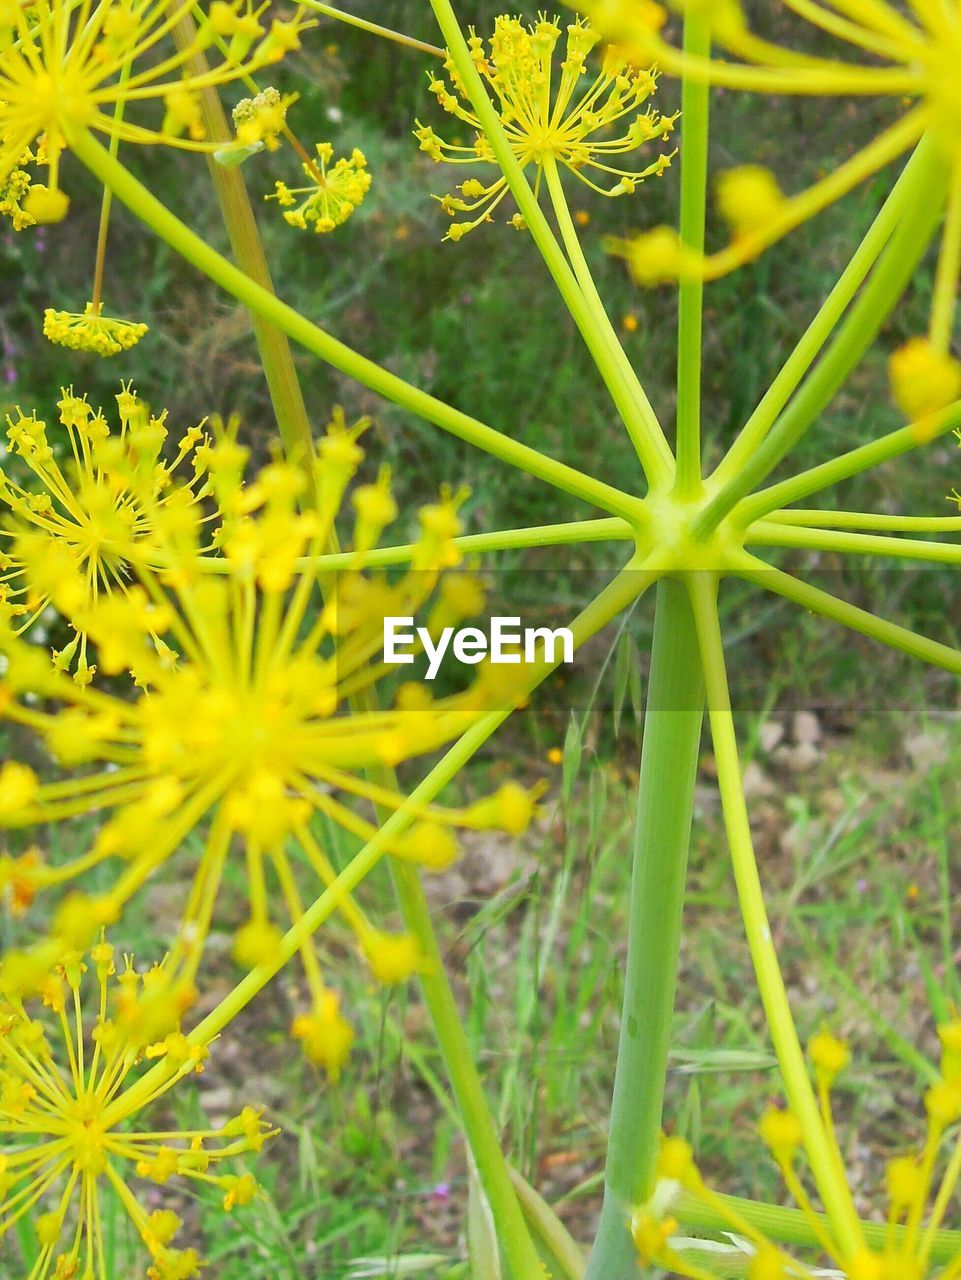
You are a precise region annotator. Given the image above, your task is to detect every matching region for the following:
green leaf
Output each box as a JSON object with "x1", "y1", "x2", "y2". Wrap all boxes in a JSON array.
[{"x1": 213, "y1": 140, "x2": 265, "y2": 167}]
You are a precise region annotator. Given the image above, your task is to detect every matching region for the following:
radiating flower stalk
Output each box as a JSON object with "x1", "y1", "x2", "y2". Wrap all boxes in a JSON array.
[{"x1": 1, "y1": 0, "x2": 961, "y2": 1276}]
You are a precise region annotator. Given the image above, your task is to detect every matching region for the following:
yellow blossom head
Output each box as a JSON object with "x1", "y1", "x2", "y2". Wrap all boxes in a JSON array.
[
  {"x1": 0, "y1": 939, "x2": 273, "y2": 1279},
  {"x1": 415, "y1": 13, "x2": 677, "y2": 239},
  {"x1": 0, "y1": 384, "x2": 215, "y2": 681},
  {"x1": 43, "y1": 301, "x2": 148, "y2": 356},
  {"x1": 266, "y1": 142, "x2": 371, "y2": 232},
  {"x1": 0, "y1": 406, "x2": 542, "y2": 1075}
]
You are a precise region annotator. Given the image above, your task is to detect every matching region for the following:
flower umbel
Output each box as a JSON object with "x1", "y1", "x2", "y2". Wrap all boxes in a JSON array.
[
  {"x1": 0, "y1": 407, "x2": 541, "y2": 1072},
  {"x1": 0, "y1": 137, "x2": 47, "y2": 230},
  {"x1": 266, "y1": 142, "x2": 371, "y2": 232},
  {"x1": 0, "y1": 385, "x2": 214, "y2": 684},
  {"x1": 414, "y1": 13, "x2": 676, "y2": 240},
  {"x1": 0, "y1": 939, "x2": 272, "y2": 1280},
  {"x1": 43, "y1": 302, "x2": 149, "y2": 357}
]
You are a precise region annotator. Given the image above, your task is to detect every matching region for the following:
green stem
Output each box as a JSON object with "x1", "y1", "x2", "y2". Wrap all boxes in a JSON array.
[
  {"x1": 674, "y1": 10, "x2": 711, "y2": 499},
  {"x1": 748, "y1": 520, "x2": 961, "y2": 566},
  {"x1": 303, "y1": 516, "x2": 635, "y2": 570},
  {"x1": 765, "y1": 509, "x2": 961, "y2": 533},
  {"x1": 584, "y1": 578, "x2": 705, "y2": 1280},
  {"x1": 172, "y1": 15, "x2": 314, "y2": 464},
  {"x1": 688, "y1": 574, "x2": 863, "y2": 1256},
  {"x1": 675, "y1": 1189, "x2": 961, "y2": 1262},
  {"x1": 391, "y1": 857, "x2": 546, "y2": 1276},
  {"x1": 425, "y1": 0, "x2": 674, "y2": 490},
  {"x1": 301, "y1": 0, "x2": 445, "y2": 57},
  {"x1": 711, "y1": 137, "x2": 931, "y2": 491},
  {"x1": 694, "y1": 135, "x2": 948, "y2": 538},
  {"x1": 67, "y1": 128, "x2": 641, "y2": 523},
  {"x1": 739, "y1": 556, "x2": 961, "y2": 673},
  {"x1": 541, "y1": 156, "x2": 672, "y2": 484},
  {"x1": 738, "y1": 398, "x2": 961, "y2": 523}
]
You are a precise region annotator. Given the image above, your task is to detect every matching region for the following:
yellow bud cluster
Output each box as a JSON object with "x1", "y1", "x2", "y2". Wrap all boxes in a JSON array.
[{"x1": 43, "y1": 303, "x2": 149, "y2": 357}]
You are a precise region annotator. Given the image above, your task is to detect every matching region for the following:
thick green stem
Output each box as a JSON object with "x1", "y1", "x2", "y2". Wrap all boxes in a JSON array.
[
  {"x1": 67, "y1": 128, "x2": 640, "y2": 522},
  {"x1": 425, "y1": 0, "x2": 674, "y2": 490},
  {"x1": 688, "y1": 575, "x2": 863, "y2": 1255},
  {"x1": 390, "y1": 859, "x2": 547, "y2": 1276},
  {"x1": 711, "y1": 137, "x2": 931, "y2": 490},
  {"x1": 674, "y1": 11, "x2": 711, "y2": 498},
  {"x1": 695, "y1": 135, "x2": 948, "y2": 538},
  {"x1": 585, "y1": 578, "x2": 705, "y2": 1280}
]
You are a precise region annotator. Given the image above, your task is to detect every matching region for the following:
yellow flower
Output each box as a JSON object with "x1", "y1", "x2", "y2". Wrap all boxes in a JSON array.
[
  {"x1": 266, "y1": 142, "x2": 371, "y2": 232},
  {"x1": 890, "y1": 338, "x2": 961, "y2": 425},
  {"x1": 414, "y1": 13, "x2": 677, "y2": 240},
  {"x1": 0, "y1": 408, "x2": 541, "y2": 1072},
  {"x1": 0, "y1": 385, "x2": 214, "y2": 683},
  {"x1": 0, "y1": 136, "x2": 45, "y2": 230},
  {"x1": 580, "y1": 0, "x2": 961, "y2": 374},
  {"x1": 232, "y1": 85, "x2": 296, "y2": 151},
  {"x1": 0, "y1": 939, "x2": 272, "y2": 1280},
  {"x1": 0, "y1": 0, "x2": 310, "y2": 211},
  {"x1": 637, "y1": 1024, "x2": 961, "y2": 1279},
  {"x1": 43, "y1": 301, "x2": 148, "y2": 356}
]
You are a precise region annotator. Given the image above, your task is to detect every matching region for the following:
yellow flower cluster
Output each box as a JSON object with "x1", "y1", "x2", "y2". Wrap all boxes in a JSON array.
[
  {"x1": 0, "y1": 392, "x2": 540, "y2": 1078},
  {"x1": 267, "y1": 142, "x2": 371, "y2": 233},
  {"x1": 0, "y1": 137, "x2": 47, "y2": 231},
  {"x1": 634, "y1": 1027, "x2": 961, "y2": 1279},
  {"x1": 232, "y1": 86, "x2": 297, "y2": 152},
  {"x1": 0, "y1": 938, "x2": 271, "y2": 1279},
  {"x1": 414, "y1": 13, "x2": 676, "y2": 240},
  {"x1": 0, "y1": 0, "x2": 310, "y2": 215},
  {"x1": 43, "y1": 302, "x2": 150, "y2": 357},
  {"x1": 0, "y1": 385, "x2": 214, "y2": 684}
]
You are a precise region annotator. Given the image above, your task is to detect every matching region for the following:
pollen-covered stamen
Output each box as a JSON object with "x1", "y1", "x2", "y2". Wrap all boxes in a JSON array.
[{"x1": 416, "y1": 13, "x2": 676, "y2": 240}]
